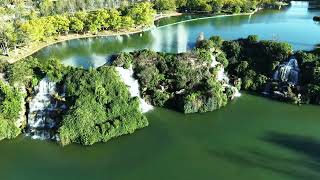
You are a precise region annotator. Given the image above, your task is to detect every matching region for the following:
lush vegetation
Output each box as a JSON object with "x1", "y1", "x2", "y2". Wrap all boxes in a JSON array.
[
  {"x1": 154, "y1": 0, "x2": 283, "y2": 12},
  {"x1": 112, "y1": 48, "x2": 236, "y2": 113},
  {"x1": 0, "y1": 0, "x2": 286, "y2": 57},
  {"x1": 0, "y1": 1, "x2": 155, "y2": 56},
  {"x1": 0, "y1": 80, "x2": 24, "y2": 140},
  {"x1": 222, "y1": 35, "x2": 292, "y2": 90},
  {"x1": 59, "y1": 66, "x2": 148, "y2": 146},
  {"x1": 2, "y1": 57, "x2": 148, "y2": 145},
  {"x1": 204, "y1": 35, "x2": 320, "y2": 105}
]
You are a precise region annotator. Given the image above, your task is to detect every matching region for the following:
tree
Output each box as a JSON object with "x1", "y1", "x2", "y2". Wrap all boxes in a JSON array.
[
  {"x1": 0, "y1": 81, "x2": 23, "y2": 141},
  {"x1": 176, "y1": 0, "x2": 187, "y2": 9},
  {"x1": 43, "y1": 16, "x2": 57, "y2": 36},
  {"x1": 154, "y1": 0, "x2": 177, "y2": 12},
  {"x1": 210, "y1": 0, "x2": 223, "y2": 13},
  {"x1": 128, "y1": 2, "x2": 156, "y2": 27},
  {"x1": 19, "y1": 18, "x2": 45, "y2": 42},
  {"x1": 187, "y1": 0, "x2": 212, "y2": 12},
  {"x1": 87, "y1": 9, "x2": 110, "y2": 33},
  {"x1": 39, "y1": 0, "x2": 54, "y2": 16},
  {"x1": 107, "y1": 9, "x2": 121, "y2": 31},
  {"x1": 222, "y1": 40, "x2": 242, "y2": 63},
  {"x1": 247, "y1": 35, "x2": 259, "y2": 43},
  {"x1": 59, "y1": 67, "x2": 148, "y2": 146},
  {"x1": 209, "y1": 35, "x2": 223, "y2": 48},
  {"x1": 7, "y1": 58, "x2": 35, "y2": 85},
  {"x1": 69, "y1": 16, "x2": 84, "y2": 33},
  {"x1": 0, "y1": 21, "x2": 17, "y2": 56},
  {"x1": 121, "y1": 16, "x2": 134, "y2": 29},
  {"x1": 53, "y1": 15, "x2": 70, "y2": 34}
]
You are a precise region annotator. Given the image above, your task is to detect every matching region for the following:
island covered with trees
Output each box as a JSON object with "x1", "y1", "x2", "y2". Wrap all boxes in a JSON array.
[
  {"x1": 112, "y1": 49, "x2": 238, "y2": 113},
  {"x1": 1, "y1": 33, "x2": 319, "y2": 145},
  {"x1": 0, "y1": 58, "x2": 149, "y2": 145},
  {"x1": 197, "y1": 35, "x2": 320, "y2": 105},
  {"x1": 0, "y1": 0, "x2": 310, "y2": 146}
]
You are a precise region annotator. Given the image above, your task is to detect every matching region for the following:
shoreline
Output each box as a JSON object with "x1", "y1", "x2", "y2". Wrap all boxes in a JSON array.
[
  {"x1": 156, "y1": 9, "x2": 260, "y2": 29},
  {"x1": 1, "y1": 10, "x2": 260, "y2": 63}
]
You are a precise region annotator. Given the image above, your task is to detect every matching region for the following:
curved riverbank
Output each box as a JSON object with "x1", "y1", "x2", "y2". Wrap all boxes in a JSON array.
[
  {"x1": 1, "y1": 10, "x2": 260, "y2": 64},
  {"x1": 157, "y1": 10, "x2": 259, "y2": 28}
]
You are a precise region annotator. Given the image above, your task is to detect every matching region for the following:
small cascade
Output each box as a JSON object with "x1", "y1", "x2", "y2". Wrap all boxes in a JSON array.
[
  {"x1": 177, "y1": 24, "x2": 188, "y2": 53},
  {"x1": 211, "y1": 54, "x2": 241, "y2": 99},
  {"x1": 115, "y1": 35, "x2": 123, "y2": 42},
  {"x1": 273, "y1": 57, "x2": 300, "y2": 85},
  {"x1": 248, "y1": 14, "x2": 252, "y2": 23},
  {"x1": 27, "y1": 77, "x2": 65, "y2": 140},
  {"x1": 150, "y1": 28, "x2": 162, "y2": 52},
  {"x1": 115, "y1": 66, "x2": 153, "y2": 113}
]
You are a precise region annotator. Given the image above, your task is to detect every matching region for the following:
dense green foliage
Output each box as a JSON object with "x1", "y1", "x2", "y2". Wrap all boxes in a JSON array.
[
  {"x1": 113, "y1": 49, "x2": 233, "y2": 113},
  {"x1": 215, "y1": 35, "x2": 320, "y2": 105},
  {"x1": 0, "y1": 0, "x2": 284, "y2": 56},
  {"x1": 154, "y1": 0, "x2": 177, "y2": 12},
  {"x1": 6, "y1": 57, "x2": 68, "y2": 86},
  {"x1": 222, "y1": 36, "x2": 292, "y2": 91},
  {"x1": 0, "y1": 2, "x2": 155, "y2": 56},
  {"x1": 0, "y1": 81, "x2": 23, "y2": 140},
  {"x1": 295, "y1": 50, "x2": 320, "y2": 104},
  {"x1": 153, "y1": 0, "x2": 281, "y2": 13},
  {"x1": 3, "y1": 57, "x2": 148, "y2": 145},
  {"x1": 59, "y1": 66, "x2": 148, "y2": 145}
]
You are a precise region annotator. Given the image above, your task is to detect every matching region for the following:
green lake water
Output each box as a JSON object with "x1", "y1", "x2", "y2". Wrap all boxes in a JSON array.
[
  {"x1": 34, "y1": 1, "x2": 320, "y2": 68},
  {"x1": 1, "y1": 94, "x2": 320, "y2": 180},
  {"x1": 1, "y1": 1, "x2": 320, "y2": 180}
]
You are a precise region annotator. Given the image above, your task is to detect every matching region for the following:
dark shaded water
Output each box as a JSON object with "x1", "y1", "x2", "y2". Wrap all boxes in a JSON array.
[{"x1": 1, "y1": 1, "x2": 320, "y2": 180}]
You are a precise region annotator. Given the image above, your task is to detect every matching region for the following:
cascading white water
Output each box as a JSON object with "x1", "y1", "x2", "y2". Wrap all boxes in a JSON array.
[
  {"x1": 115, "y1": 66, "x2": 153, "y2": 113},
  {"x1": 211, "y1": 54, "x2": 241, "y2": 99},
  {"x1": 176, "y1": 24, "x2": 188, "y2": 53},
  {"x1": 273, "y1": 58, "x2": 299, "y2": 85},
  {"x1": 27, "y1": 77, "x2": 65, "y2": 140},
  {"x1": 116, "y1": 35, "x2": 123, "y2": 42}
]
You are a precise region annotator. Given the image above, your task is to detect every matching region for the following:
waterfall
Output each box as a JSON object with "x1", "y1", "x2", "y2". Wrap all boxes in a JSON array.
[
  {"x1": 26, "y1": 77, "x2": 65, "y2": 140},
  {"x1": 115, "y1": 35, "x2": 123, "y2": 42},
  {"x1": 177, "y1": 24, "x2": 188, "y2": 53},
  {"x1": 150, "y1": 28, "x2": 162, "y2": 52},
  {"x1": 273, "y1": 57, "x2": 299, "y2": 85},
  {"x1": 248, "y1": 14, "x2": 252, "y2": 23},
  {"x1": 211, "y1": 54, "x2": 241, "y2": 98},
  {"x1": 115, "y1": 66, "x2": 153, "y2": 113}
]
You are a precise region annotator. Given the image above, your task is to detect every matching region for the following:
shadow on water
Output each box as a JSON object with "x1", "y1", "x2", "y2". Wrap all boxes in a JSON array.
[
  {"x1": 263, "y1": 132, "x2": 320, "y2": 163},
  {"x1": 209, "y1": 132, "x2": 320, "y2": 180}
]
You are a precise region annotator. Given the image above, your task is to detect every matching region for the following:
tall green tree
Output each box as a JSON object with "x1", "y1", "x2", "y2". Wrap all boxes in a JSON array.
[
  {"x1": 128, "y1": 2, "x2": 156, "y2": 26},
  {"x1": 107, "y1": 9, "x2": 121, "y2": 31},
  {"x1": 19, "y1": 18, "x2": 45, "y2": 42},
  {"x1": 87, "y1": 9, "x2": 110, "y2": 33},
  {"x1": 121, "y1": 16, "x2": 134, "y2": 29},
  {"x1": 154, "y1": 0, "x2": 177, "y2": 12},
  {"x1": 69, "y1": 16, "x2": 84, "y2": 33},
  {"x1": 53, "y1": 15, "x2": 70, "y2": 34},
  {"x1": 0, "y1": 21, "x2": 17, "y2": 56},
  {"x1": 39, "y1": 0, "x2": 54, "y2": 16}
]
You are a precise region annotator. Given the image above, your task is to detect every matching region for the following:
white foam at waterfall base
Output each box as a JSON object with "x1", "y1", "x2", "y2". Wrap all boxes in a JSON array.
[
  {"x1": 115, "y1": 66, "x2": 153, "y2": 113},
  {"x1": 211, "y1": 54, "x2": 241, "y2": 98}
]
